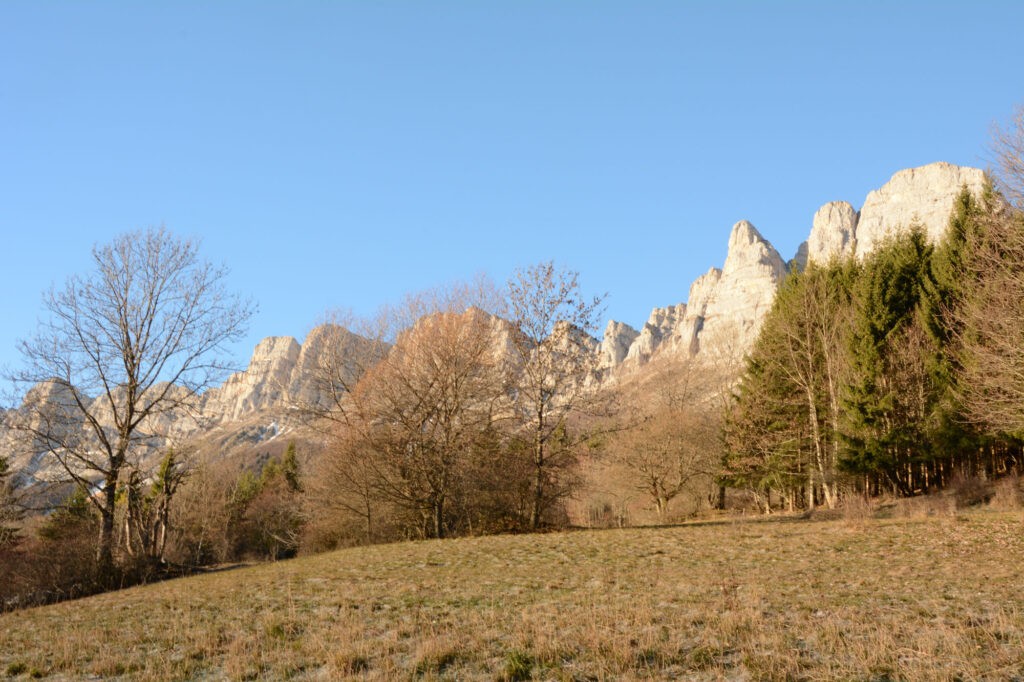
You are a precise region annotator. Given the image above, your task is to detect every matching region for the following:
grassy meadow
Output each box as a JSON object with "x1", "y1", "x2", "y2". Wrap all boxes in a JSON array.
[{"x1": 2, "y1": 509, "x2": 1024, "y2": 680}]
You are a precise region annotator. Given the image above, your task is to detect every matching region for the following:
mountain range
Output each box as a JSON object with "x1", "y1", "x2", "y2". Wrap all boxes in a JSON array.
[{"x1": 2, "y1": 161, "x2": 987, "y2": 485}]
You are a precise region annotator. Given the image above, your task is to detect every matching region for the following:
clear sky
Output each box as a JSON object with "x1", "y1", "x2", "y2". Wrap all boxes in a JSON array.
[{"x1": 2, "y1": 2, "x2": 1022, "y2": 382}]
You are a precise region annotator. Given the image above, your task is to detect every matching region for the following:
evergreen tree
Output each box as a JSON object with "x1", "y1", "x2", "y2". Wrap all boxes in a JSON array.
[
  {"x1": 282, "y1": 441, "x2": 301, "y2": 493},
  {"x1": 39, "y1": 486, "x2": 97, "y2": 542},
  {"x1": 841, "y1": 228, "x2": 935, "y2": 494},
  {"x1": 0, "y1": 455, "x2": 20, "y2": 546},
  {"x1": 723, "y1": 261, "x2": 854, "y2": 510},
  {"x1": 918, "y1": 187, "x2": 991, "y2": 476}
]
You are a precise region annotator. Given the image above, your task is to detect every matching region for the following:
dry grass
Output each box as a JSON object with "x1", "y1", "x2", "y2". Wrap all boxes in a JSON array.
[
  {"x1": 2, "y1": 510, "x2": 1024, "y2": 680},
  {"x1": 990, "y1": 476, "x2": 1024, "y2": 511}
]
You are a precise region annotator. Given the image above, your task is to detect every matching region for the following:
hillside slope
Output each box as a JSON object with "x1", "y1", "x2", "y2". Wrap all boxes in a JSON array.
[{"x1": 2, "y1": 510, "x2": 1022, "y2": 680}]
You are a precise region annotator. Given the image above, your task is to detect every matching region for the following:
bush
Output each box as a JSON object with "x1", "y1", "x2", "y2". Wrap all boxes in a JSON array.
[
  {"x1": 989, "y1": 475, "x2": 1023, "y2": 510},
  {"x1": 950, "y1": 474, "x2": 993, "y2": 508},
  {"x1": 0, "y1": 489, "x2": 102, "y2": 610}
]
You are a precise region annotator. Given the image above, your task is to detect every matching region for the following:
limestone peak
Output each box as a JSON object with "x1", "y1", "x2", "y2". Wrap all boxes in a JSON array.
[
  {"x1": 854, "y1": 162, "x2": 986, "y2": 258},
  {"x1": 724, "y1": 220, "x2": 787, "y2": 277}
]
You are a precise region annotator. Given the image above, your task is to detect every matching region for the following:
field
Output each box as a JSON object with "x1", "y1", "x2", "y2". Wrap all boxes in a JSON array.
[{"x1": 2, "y1": 510, "x2": 1024, "y2": 680}]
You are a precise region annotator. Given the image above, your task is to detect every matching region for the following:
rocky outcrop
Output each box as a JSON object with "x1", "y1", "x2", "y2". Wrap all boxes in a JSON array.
[
  {"x1": 602, "y1": 163, "x2": 984, "y2": 377},
  {"x1": 203, "y1": 336, "x2": 301, "y2": 424},
  {"x1": 791, "y1": 241, "x2": 809, "y2": 271},
  {"x1": 286, "y1": 324, "x2": 384, "y2": 413},
  {"x1": 4, "y1": 161, "x2": 991, "y2": 486},
  {"x1": 4, "y1": 380, "x2": 83, "y2": 478},
  {"x1": 802, "y1": 163, "x2": 985, "y2": 267},
  {"x1": 808, "y1": 201, "x2": 859, "y2": 264},
  {"x1": 625, "y1": 304, "x2": 686, "y2": 364},
  {"x1": 693, "y1": 221, "x2": 788, "y2": 359},
  {"x1": 598, "y1": 321, "x2": 639, "y2": 368},
  {"x1": 606, "y1": 221, "x2": 786, "y2": 373},
  {"x1": 674, "y1": 267, "x2": 723, "y2": 352},
  {"x1": 854, "y1": 162, "x2": 986, "y2": 259}
]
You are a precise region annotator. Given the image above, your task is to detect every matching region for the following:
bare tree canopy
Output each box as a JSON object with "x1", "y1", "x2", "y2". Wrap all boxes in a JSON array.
[
  {"x1": 506, "y1": 261, "x2": 606, "y2": 528},
  {"x1": 6, "y1": 226, "x2": 254, "y2": 576},
  {"x1": 290, "y1": 274, "x2": 503, "y2": 430},
  {"x1": 310, "y1": 280, "x2": 526, "y2": 543},
  {"x1": 992, "y1": 104, "x2": 1024, "y2": 209},
  {"x1": 949, "y1": 108, "x2": 1024, "y2": 436},
  {"x1": 607, "y1": 366, "x2": 723, "y2": 520}
]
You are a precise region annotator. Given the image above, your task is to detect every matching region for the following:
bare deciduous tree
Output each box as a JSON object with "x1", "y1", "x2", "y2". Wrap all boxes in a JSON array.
[
  {"x1": 506, "y1": 262, "x2": 606, "y2": 529},
  {"x1": 603, "y1": 360, "x2": 727, "y2": 521},
  {"x1": 6, "y1": 227, "x2": 253, "y2": 577},
  {"x1": 609, "y1": 405, "x2": 719, "y2": 519},
  {"x1": 284, "y1": 315, "x2": 390, "y2": 430},
  {"x1": 954, "y1": 109, "x2": 1024, "y2": 436},
  {"x1": 289, "y1": 274, "x2": 502, "y2": 430},
  {"x1": 992, "y1": 104, "x2": 1024, "y2": 208},
  {"x1": 346, "y1": 307, "x2": 508, "y2": 539},
  {"x1": 312, "y1": 280, "x2": 520, "y2": 542},
  {"x1": 956, "y1": 210, "x2": 1024, "y2": 435}
]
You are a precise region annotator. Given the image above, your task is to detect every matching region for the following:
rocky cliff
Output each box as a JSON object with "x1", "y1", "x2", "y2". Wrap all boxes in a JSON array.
[
  {"x1": 854, "y1": 163, "x2": 986, "y2": 259},
  {"x1": 597, "y1": 161, "x2": 987, "y2": 375},
  {"x1": 202, "y1": 336, "x2": 301, "y2": 424}
]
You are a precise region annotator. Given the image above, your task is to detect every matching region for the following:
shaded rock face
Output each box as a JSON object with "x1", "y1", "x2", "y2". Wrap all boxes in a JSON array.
[{"x1": 791, "y1": 241, "x2": 809, "y2": 271}]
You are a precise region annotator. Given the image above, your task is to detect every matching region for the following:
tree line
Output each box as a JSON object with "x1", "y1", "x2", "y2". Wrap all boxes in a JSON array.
[{"x1": 723, "y1": 110, "x2": 1024, "y2": 510}]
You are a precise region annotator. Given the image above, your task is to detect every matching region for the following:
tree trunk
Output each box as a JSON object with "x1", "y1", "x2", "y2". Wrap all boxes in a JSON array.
[
  {"x1": 806, "y1": 468, "x2": 815, "y2": 511},
  {"x1": 530, "y1": 415, "x2": 545, "y2": 530},
  {"x1": 433, "y1": 499, "x2": 444, "y2": 539},
  {"x1": 97, "y1": 474, "x2": 117, "y2": 582}
]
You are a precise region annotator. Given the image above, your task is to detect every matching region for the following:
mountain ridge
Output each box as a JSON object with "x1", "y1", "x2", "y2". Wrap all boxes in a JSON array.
[{"x1": 2, "y1": 161, "x2": 988, "y2": 483}]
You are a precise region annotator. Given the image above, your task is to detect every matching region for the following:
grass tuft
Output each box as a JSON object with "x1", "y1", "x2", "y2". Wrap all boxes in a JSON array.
[
  {"x1": 3, "y1": 663, "x2": 25, "y2": 677},
  {"x1": 501, "y1": 649, "x2": 534, "y2": 681}
]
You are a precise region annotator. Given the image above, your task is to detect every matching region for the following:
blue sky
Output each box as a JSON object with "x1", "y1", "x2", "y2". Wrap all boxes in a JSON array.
[{"x1": 2, "y1": 2, "x2": 1022, "y2": 379}]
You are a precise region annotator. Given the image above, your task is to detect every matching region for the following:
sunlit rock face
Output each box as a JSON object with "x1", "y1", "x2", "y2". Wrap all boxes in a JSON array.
[
  {"x1": 692, "y1": 220, "x2": 788, "y2": 360},
  {"x1": 600, "y1": 162, "x2": 986, "y2": 380},
  {"x1": 624, "y1": 304, "x2": 686, "y2": 365},
  {"x1": 604, "y1": 219, "x2": 787, "y2": 374},
  {"x1": 202, "y1": 336, "x2": 301, "y2": 424},
  {"x1": 598, "y1": 320, "x2": 640, "y2": 369},
  {"x1": 669, "y1": 267, "x2": 722, "y2": 358},
  {"x1": 807, "y1": 201, "x2": 859, "y2": 265},
  {"x1": 853, "y1": 162, "x2": 986, "y2": 259}
]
